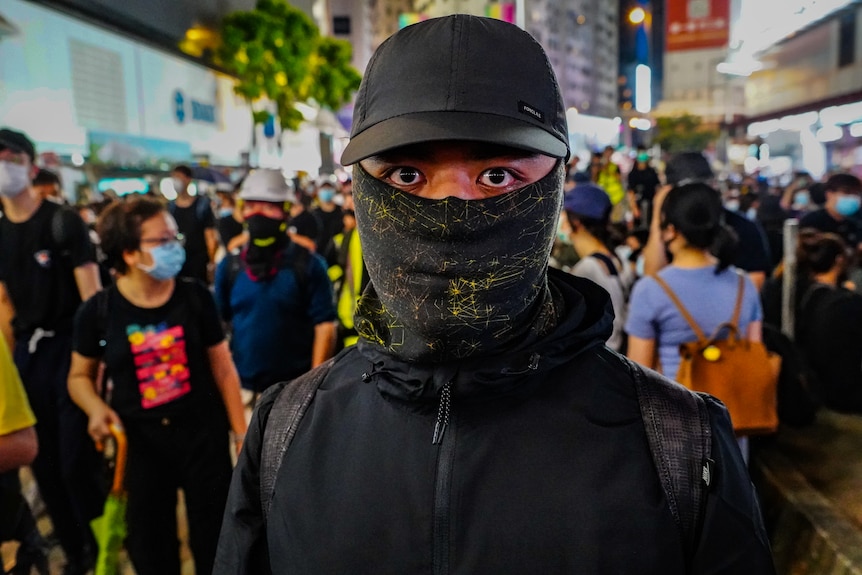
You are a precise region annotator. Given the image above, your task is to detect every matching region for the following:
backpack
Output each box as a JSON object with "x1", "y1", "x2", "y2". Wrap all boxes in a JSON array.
[
  {"x1": 761, "y1": 323, "x2": 820, "y2": 427},
  {"x1": 257, "y1": 347, "x2": 714, "y2": 565},
  {"x1": 653, "y1": 272, "x2": 781, "y2": 435}
]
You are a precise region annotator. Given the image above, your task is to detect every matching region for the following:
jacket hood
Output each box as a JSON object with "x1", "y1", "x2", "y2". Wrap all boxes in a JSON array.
[{"x1": 357, "y1": 267, "x2": 614, "y2": 402}]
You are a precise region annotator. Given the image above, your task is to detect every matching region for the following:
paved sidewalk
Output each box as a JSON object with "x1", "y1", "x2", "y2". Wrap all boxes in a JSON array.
[{"x1": 752, "y1": 409, "x2": 862, "y2": 574}]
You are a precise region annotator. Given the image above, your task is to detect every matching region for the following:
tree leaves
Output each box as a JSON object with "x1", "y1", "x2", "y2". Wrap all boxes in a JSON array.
[
  {"x1": 654, "y1": 114, "x2": 720, "y2": 154},
  {"x1": 216, "y1": 0, "x2": 360, "y2": 131}
]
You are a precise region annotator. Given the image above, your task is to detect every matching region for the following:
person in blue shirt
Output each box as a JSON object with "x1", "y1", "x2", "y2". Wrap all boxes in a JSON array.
[{"x1": 214, "y1": 169, "x2": 337, "y2": 399}]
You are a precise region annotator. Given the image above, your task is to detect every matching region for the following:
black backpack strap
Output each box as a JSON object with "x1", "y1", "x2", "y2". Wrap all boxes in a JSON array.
[
  {"x1": 590, "y1": 252, "x2": 619, "y2": 276},
  {"x1": 260, "y1": 357, "x2": 336, "y2": 522},
  {"x1": 611, "y1": 350, "x2": 713, "y2": 564}
]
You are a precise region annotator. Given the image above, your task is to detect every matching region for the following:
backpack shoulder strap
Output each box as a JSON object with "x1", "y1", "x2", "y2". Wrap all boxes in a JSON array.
[
  {"x1": 651, "y1": 274, "x2": 707, "y2": 341},
  {"x1": 93, "y1": 287, "x2": 112, "y2": 350},
  {"x1": 609, "y1": 349, "x2": 713, "y2": 564},
  {"x1": 729, "y1": 271, "x2": 745, "y2": 329},
  {"x1": 590, "y1": 252, "x2": 619, "y2": 276},
  {"x1": 260, "y1": 357, "x2": 337, "y2": 522},
  {"x1": 167, "y1": 201, "x2": 177, "y2": 217}
]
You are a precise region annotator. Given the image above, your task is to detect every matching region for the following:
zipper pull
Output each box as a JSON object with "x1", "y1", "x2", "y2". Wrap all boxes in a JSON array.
[{"x1": 432, "y1": 381, "x2": 453, "y2": 445}]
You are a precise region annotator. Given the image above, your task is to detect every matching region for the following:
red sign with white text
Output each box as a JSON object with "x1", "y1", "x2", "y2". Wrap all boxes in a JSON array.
[{"x1": 666, "y1": 0, "x2": 730, "y2": 52}]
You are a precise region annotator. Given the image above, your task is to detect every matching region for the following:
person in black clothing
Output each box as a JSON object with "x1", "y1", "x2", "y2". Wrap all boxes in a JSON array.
[
  {"x1": 68, "y1": 197, "x2": 247, "y2": 575},
  {"x1": 168, "y1": 165, "x2": 217, "y2": 283},
  {"x1": 626, "y1": 147, "x2": 660, "y2": 226},
  {"x1": 0, "y1": 128, "x2": 104, "y2": 575},
  {"x1": 311, "y1": 181, "x2": 344, "y2": 266},
  {"x1": 287, "y1": 193, "x2": 321, "y2": 253},
  {"x1": 215, "y1": 188, "x2": 244, "y2": 252},
  {"x1": 799, "y1": 173, "x2": 862, "y2": 252},
  {"x1": 643, "y1": 151, "x2": 772, "y2": 290},
  {"x1": 214, "y1": 16, "x2": 774, "y2": 574}
]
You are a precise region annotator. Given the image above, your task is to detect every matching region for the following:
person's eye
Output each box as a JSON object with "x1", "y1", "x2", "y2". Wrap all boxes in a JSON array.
[
  {"x1": 479, "y1": 168, "x2": 516, "y2": 188},
  {"x1": 387, "y1": 167, "x2": 425, "y2": 187}
]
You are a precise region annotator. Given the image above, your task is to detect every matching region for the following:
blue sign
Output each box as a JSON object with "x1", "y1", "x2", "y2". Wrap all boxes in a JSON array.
[{"x1": 173, "y1": 90, "x2": 216, "y2": 125}]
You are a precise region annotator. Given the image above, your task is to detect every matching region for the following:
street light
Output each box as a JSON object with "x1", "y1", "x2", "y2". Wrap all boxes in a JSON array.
[{"x1": 629, "y1": 7, "x2": 646, "y2": 25}]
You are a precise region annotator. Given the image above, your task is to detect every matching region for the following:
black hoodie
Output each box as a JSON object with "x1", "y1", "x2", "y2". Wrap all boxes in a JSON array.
[{"x1": 215, "y1": 270, "x2": 774, "y2": 574}]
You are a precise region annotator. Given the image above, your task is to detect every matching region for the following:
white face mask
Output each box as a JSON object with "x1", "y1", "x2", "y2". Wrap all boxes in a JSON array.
[
  {"x1": 0, "y1": 161, "x2": 30, "y2": 198},
  {"x1": 171, "y1": 177, "x2": 187, "y2": 193}
]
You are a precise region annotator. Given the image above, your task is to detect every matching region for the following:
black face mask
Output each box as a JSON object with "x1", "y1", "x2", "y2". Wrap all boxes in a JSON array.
[
  {"x1": 353, "y1": 162, "x2": 564, "y2": 363},
  {"x1": 244, "y1": 214, "x2": 288, "y2": 280}
]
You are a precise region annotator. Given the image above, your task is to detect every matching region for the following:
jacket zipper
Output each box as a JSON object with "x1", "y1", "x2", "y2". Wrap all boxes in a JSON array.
[{"x1": 432, "y1": 381, "x2": 455, "y2": 575}]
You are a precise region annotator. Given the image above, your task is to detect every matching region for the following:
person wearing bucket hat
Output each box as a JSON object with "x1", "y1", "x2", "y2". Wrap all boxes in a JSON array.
[
  {"x1": 215, "y1": 16, "x2": 774, "y2": 574},
  {"x1": 0, "y1": 127, "x2": 106, "y2": 574},
  {"x1": 214, "y1": 169, "x2": 336, "y2": 400}
]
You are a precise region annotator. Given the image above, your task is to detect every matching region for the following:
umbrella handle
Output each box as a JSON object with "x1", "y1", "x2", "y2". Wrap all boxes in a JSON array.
[{"x1": 108, "y1": 423, "x2": 127, "y2": 496}]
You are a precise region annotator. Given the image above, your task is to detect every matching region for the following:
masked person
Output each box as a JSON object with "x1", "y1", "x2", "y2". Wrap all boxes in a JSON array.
[
  {"x1": 626, "y1": 147, "x2": 660, "y2": 225},
  {"x1": 214, "y1": 169, "x2": 336, "y2": 401},
  {"x1": 0, "y1": 128, "x2": 104, "y2": 575},
  {"x1": 799, "y1": 174, "x2": 862, "y2": 254},
  {"x1": 167, "y1": 165, "x2": 217, "y2": 283},
  {"x1": 214, "y1": 16, "x2": 775, "y2": 574},
  {"x1": 67, "y1": 197, "x2": 246, "y2": 575},
  {"x1": 311, "y1": 180, "x2": 345, "y2": 266}
]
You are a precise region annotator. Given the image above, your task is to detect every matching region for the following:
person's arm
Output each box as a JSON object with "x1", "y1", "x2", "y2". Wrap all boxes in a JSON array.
[
  {"x1": 73, "y1": 262, "x2": 102, "y2": 302},
  {"x1": 0, "y1": 282, "x2": 14, "y2": 349},
  {"x1": 627, "y1": 190, "x2": 641, "y2": 221},
  {"x1": 748, "y1": 272, "x2": 766, "y2": 292},
  {"x1": 0, "y1": 426, "x2": 37, "y2": 473},
  {"x1": 746, "y1": 320, "x2": 763, "y2": 343},
  {"x1": 643, "y1": 185, "x2": 671, "y2": 277},
  {"x1": 626, "y1": 335, "x2": 657, "y2": 370},
  {"x1": 289, "y1": 232, "x2": 317, "y2": 253},
  {"x1": 68, "y1": 351, "x2": 122, "y2": 444},
  {"x1": 205, "y1": 227, "x2": 218, "y2": 264},
  {"x1": 207, "y1": 341, "x2": 248, "y2": 451},
  {"x1": 311, "y1": 321, "x2": 337, "y2": 368}
]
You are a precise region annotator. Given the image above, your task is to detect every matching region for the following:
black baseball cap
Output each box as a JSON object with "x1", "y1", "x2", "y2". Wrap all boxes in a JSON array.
[
  {"x1": 665, "y1": 151, "x2": 713, "y2": 187},
  {"x1": 0, "y1": 128, "x2": 35, "y2": 162},
  {"x1": 340, "y1": 15, "x2": 569, "y2": 165}
]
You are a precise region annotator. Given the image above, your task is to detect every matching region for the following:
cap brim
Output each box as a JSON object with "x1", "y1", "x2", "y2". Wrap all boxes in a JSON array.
[{"x1": 340, "y1": 111, "x2": 568, "y2": 165}]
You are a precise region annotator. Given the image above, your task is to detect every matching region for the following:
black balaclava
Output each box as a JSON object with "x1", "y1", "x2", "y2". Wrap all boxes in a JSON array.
[
  {"x1": 353, "y1": 163, "x2": 564, "y2": 363},
  {"x1": 243, "y1": 214, "x2": 288, "y2": 280}
]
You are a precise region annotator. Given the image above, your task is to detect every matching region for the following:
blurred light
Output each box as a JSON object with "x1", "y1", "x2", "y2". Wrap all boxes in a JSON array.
[
  {"x1": 98, "y1": 178, "x2": 148, "y2": 196},
  {"x1": 71, "y1": 153, "x2": 85, "y2": 167},
  {"x1": 759, "y1": 144, "x2": 770, "y2": 162},
  {"x1": 819, "y1": 101, "x2": 862, "y2": 125},
  {"x1": 747, "y1": 119, "x2": 781, "y2": 137},
  {"x1": 576, "y1": 14, "x2": 586, "y2": 25},
  {"x1": 160, "y1": 178, "x2": 177, "y2": 201},
  {"x1": 780, "y1": 111, "x2": 818, "y2": 131},
  {"x1": 295, "y1": 102, "x2": 317, "y2": 121},
  {"x1": 816, "y1": 125, "x2": 842, "y2": 143},
  {"x1": 717, "y1": 60, "x2": 764, "y2": 77},
  {"x1": 629, "y1": 118, "x2": 651, "y2": 131},
  {"x1": 635, "y1": 64, "x2": 651, "y2": 114},
  {"x1": 850, "y1": 122, "x2": 862, "y2": 138},
  {"x1": 743, "y1": 157, "x2": 760, "y2": 174},
  {"x1": 629, "y1": 7, "x2": 646, "y2": 25},
  {"x1": 188, "y1": 182, "x2": 198, "y2": 197},
  {"x1": 613, "y1": 116, "x2": 622, "y2": 125}
]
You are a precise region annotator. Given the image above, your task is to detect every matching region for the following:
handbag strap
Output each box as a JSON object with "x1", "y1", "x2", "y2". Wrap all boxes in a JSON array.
[
  {"x1": 651, "y1": 274, "x2": 707, "y2": 342},
  {"x1": 729, "y1": 272, "x2": 745, "y2": 330}
]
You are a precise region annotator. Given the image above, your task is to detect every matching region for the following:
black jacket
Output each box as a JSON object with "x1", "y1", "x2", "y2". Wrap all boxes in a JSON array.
[{"x1": 215, "y1": 270, "x2": 774, "y2": 574}]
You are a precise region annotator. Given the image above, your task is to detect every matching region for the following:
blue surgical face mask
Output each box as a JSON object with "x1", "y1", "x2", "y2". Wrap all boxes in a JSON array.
[
  {"x1": 138, "y1": 241, "x2": 186, "y2": 281},
  {"x1": 835, "y1": 195, "x2": 861, "y2": 217},
  {"x1": 318, "y1": 188, "x2": 336, "y2": 203},
  {"x1": 793, "y1": 191, "x2": 810, "y2": 207},
  {"x1": 218, "y1": 207, "x2": 233, "y2": 218}
]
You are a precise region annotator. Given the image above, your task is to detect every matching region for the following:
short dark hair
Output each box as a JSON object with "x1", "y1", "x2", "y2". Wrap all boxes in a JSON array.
[
  {"x1": 33, "y1": 169, "x2": 61, "y2": 187},
  {"x1": 824, "y1": 173, "x2": 862, "y2": 196},
  {"x1": 97, "y1": 197, "x2": 166, "y2": 274},
  {"x1": 172, "y1": 165, "x2": 193, "y2": 178},
  {"x1": 665, "y1": 152, "x2": 713, "y2": 187}
]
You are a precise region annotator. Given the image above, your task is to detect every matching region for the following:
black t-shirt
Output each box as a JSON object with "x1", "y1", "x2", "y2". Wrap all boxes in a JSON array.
[
  {"x1": 723, "y1": 209, "x2": 772, "y2": 274},
  {"x1": 311, "y1": 206, "x2": 344, "y2": 256},
  {"x1": 217, "y1": 215, "x2": 244, "y2": 247},
  {"x1": 0, "y1": 201, "x2": 95, "y2": 336},
  {"x1": 170, "y1": 196, "x2": 215, "y2": 282},
  {"x1": 73, "y1": 279, "x2": 226, "y2": 422},
  {"x1": 289, "y1": 210, "x2": 321, "y2": 244},
  {"x1": 627, "y1": 166, "x2": 660, "y2": 201},
  {"x1": 799, "y1": 209, "x2": 862, "y2": 248}
]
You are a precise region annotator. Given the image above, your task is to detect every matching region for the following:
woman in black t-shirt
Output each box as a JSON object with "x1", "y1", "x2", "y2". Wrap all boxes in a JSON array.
[{"x1": 68, "y1": 198, "x2": 247, "y2": 575}]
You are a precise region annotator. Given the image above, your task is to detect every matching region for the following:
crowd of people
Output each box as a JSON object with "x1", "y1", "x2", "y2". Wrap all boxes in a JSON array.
[{"x1": 2, "y1": 12, "x2": 860, "y2": 575}]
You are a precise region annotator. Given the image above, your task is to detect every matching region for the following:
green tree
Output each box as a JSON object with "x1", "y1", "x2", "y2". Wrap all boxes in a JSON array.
[
  {"x1": 217, "y1": 0, "x2": 361, "y2": 131},
  {"x1": 653, "y1": 114, "x2": 719, "y2": 154}
]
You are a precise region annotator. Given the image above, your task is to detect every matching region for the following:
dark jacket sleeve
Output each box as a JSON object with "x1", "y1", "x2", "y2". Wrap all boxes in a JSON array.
[
  {"x1": 691, "y1": 396, "x2": 776, "y2": 574},
  {"x1": 213, "y1": 382, "x2": 287, "y2": 575}
]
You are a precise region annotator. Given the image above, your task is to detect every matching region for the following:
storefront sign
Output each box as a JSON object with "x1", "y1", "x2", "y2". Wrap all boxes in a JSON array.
[
  {"x1": 666, "y1": 0, "x2": 730, "y2": 52},
  {"x1": 173, "y1": 89, "x2": 216, "y2": 125}
]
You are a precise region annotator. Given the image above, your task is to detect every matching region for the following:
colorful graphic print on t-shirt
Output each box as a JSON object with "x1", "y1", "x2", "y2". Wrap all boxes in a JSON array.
[{"x1": 127, "y1": 322, "x2": 191, "y2": 409}]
